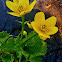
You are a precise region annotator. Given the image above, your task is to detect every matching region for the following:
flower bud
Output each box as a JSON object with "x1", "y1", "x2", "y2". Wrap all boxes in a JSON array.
[
  {"x1": 27, "y1": 22, "x2": 32, "y2": 29},
  {"x1": 23, "y1": 31, "x2": 27, "y2": 36}
]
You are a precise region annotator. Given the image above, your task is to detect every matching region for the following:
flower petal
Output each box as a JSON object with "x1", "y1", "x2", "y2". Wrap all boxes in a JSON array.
[
  {"x1": 39, "y1": 35, "x2": 49, "y2": 40},
  {"x1": 20, "y1": 10, "x2": 30, "y2": 16},
  {"x1": 34, "y1": 12, "x2": 45, "y2": 23},
  {"x1": 47, "y1": 27, "x2": 58, "y2": 35},
  {"x1": 32, "y1": 12, "x2": 45, "y2": 27},
  {"x1": 31, "y1": 21, "x2": 50, "y2": 38},
  {"x1": 7, "y1": 12, "x2": 21, "y2": 17},
  {"x1": 6, "y1": 1, "x2": 18, "y2": 12},
  {"x1": 29, "y1": 0, "x2": 36, "y2": 11},
  {"x1": 13, "y1": 0, "x2": 19, "y2": 3},
  {"x1": 46, "y1": 16, "x2": 57, "y2": 27},
  {"x1": 19, "y1": 0, "x2": 29, "y2": 5}
]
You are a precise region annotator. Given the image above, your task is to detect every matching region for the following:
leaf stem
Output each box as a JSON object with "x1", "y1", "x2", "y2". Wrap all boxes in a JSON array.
[
  {"x1": 19, "y1": 58, "x2": 21, "y2": 62},
  {"x1": 17, "y1": 32, "x2": 21, "y2": 38},
  {"x1": 0, "y1": 56, "x2": 1, "y2": 62},
  {"x1": 25, "y1": 55, "x2": 30, "y2": 62},
  {"x1": 0, "y1": 49, "x2": 1, "y2": 62}
]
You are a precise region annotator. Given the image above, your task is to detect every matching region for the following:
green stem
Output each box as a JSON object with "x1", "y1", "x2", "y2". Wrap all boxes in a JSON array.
[
  {"x1": 0, "y1": 49, "x2": 1, "y2": 62},
  {"x1": 19, "y1": 58, "x2": 21, "y2": 62},
  {"x1": 20, "y1": 15, "x2": 25, "y2": 40},
  {"x1": 0, "y1": 56, "x2": 1, "y2": 62},
  {"x1": 17, "y1": 32, "x2": 21, "y2": 38},
  {"x1": 25, "y1": 59, "x2": 28, "y2": 62},
  {"x1": 25, "y1": 55, "x2": 30, "y2": 62}
]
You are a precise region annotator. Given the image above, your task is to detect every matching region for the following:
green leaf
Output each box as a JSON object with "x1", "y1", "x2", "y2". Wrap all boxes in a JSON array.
[
  {"x1": 15, "y1": 20, "x2": 31, "y2": 24},
  {"x1": 1, "y1": 53, "x2": 14, "y2": 62},
  {"x1": 16, "y1": 51, "x2": 22, "y2": 58},
  {"x1": 15, "y1": 20, "x2": 22, "y2": 24},
  {"x1": 21, "y1": 31, "x2": 47, "y2": 56},
  {"x1": 20, "y1": 31, "x2": 37, "y2": 45},
  {"x1": 29, "y1": 56, "x2": 42, "y2": 62},
  {"x1": 1, "y1": 38, "x2": 19, "y2": 51},
  {"x1": 0, "y1": 42, "x2": 2, "y2": 47},
  {"x1": 0, "y1": 31, "x2": 10, "y2": 43}
]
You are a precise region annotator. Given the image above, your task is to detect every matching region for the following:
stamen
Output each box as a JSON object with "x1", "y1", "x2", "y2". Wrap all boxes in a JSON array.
[
  {"x1": 18, "y1": 6, "x2": 23, "y2": 12},
  {"x1": 42, "y1": 25, "x2": 46, "y2": 29}
]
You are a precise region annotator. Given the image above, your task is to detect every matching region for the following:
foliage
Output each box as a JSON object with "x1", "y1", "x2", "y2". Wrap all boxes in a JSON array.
[
  {"x1": 0, "y1": 31, "x2": 47, "y2": 62},
  {"x1": 29, "y1": 56, "x2": 42, "y2": 62}
]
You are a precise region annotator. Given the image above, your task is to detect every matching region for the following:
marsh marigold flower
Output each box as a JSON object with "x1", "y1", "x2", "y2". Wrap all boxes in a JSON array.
[
  {"x1": 30, "y1": 12, "x2": 58, "y2": 40},
  {"x1": 6, "y1": 0, "x2": 36, "y2": 17}
]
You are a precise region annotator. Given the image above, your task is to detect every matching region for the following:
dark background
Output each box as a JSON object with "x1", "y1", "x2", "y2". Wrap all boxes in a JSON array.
[{"x1": 0, "y1": 0, "x2": 62, "y2": 62}]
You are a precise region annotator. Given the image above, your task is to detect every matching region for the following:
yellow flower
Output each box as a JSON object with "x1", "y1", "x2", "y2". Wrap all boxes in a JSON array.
[
  {"x1": 31, "y1": 12, "x2": 58, "y2": 40},
  {"x1": 6, "y1": 0, "x2": 36, "y2": 17}
]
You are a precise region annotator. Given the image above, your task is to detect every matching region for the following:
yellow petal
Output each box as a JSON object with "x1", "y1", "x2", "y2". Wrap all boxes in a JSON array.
[
  {"x1": 31, "y1": 12, "x2": 46, "y2": 27},
  {"x1": 19, "y1": 0, "x2": 29, "y2": 5},
  {"x1": 13, "y1": 0, "x2": 19, "y2": 3},
  {"x1": 31, "y1": 21, "x2": 50, "y2": 38},
  {"x1": 20, "y1": 10, "x2": 30, "y2": 16},
  {"x1": 46, "y1": 16, "x2": 57, "y2": 27},
  {"x1": 34, "y1": 12, "x2": 45, "y2": 23},
  {"x1": 29, "y1": 0, "x2": 36, "y2": 12},
  {"x1": 6, "y1": 1, "x2": 17, "y2": 12},
  {"x1": 7, "y1": 12, "x2": 21, "y2": 17},
  {"x1": 39, "y1": 35, "x2": 49, "y2": 40},
  {"x1": 47, "y1": 27, "x2": 58, "y2": 35}
]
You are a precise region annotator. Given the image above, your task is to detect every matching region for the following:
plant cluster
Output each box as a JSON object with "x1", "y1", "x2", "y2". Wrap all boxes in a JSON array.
[{"x1": 0, "y1": 0, "x2": 58, "y2": 62}]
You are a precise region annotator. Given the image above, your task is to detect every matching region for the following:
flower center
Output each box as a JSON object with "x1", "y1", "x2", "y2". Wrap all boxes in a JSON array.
[
  {"x1": 42, "y1": 25, "x2": 46, "y2": 29},
  {"x1": 40, "y1": 25, "x2": 46, "y2": 31},
  {"x1": 18, "y1": 6, "x2": 23, "y2": 12}
]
